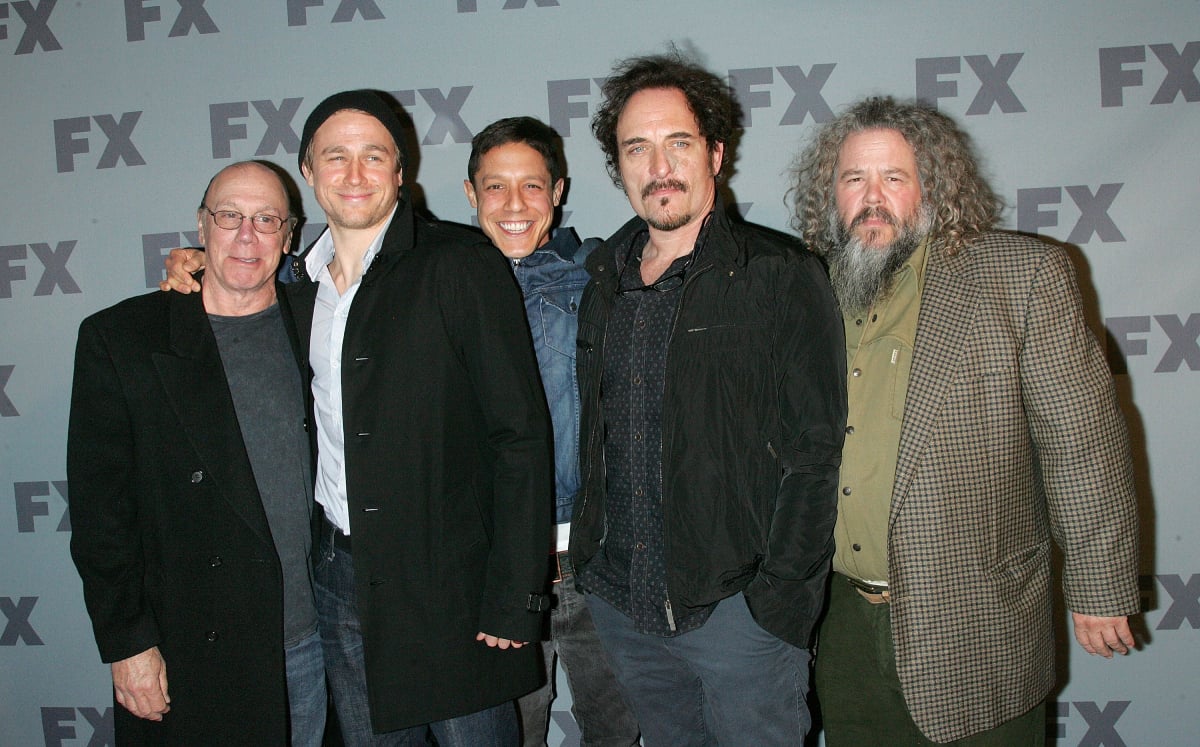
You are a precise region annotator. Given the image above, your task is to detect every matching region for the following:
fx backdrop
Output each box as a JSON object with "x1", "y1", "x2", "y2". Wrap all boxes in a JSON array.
[{"x1": 1, "y1": 2, "x2": 1196, "y2": 745}]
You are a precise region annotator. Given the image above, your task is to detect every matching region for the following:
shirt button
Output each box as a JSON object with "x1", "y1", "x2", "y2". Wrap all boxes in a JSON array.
[
  {"x1": 871, "y1": 314, "x2": 878, "y2": 322},
  {"x1": 190, "y1": 470, "x2": 204, "y2": 484},
  {"x1": 855, "y1": 318, "x2": 863, "y2": 326},
  {"x1": 845, "y1": 425, "x2": 855, "y2": 435},
  {"x1": 842, "y1": 486, "x2": 852, "y2": 496},
  {"x1": 632, "y1": 375, "x2": 642, "y2": 385},
  {"x1": 852, "y1": 543, "x2": 862, "y2": 552},
  {"x1": 633, "y1": 432, "x2": 642, "y2": 442},
  {"x1": 635, "y1": 542, "x2": 646, "y2": 551},
  {"x1": 634, "y1": 487, "x2": 644, "y2": 497},
  {"x1": 209, "y1": 556, "x2": 222, "y2": 567},
  {"x1": 851, "y1": 368, "x2": 862, "y2": 377},
  {"x1": 636, "y1": 319, "x2": 646, "y2": 330},
  {"x1": 206, "y1": 630, "x2": 219, "y2": 642}
]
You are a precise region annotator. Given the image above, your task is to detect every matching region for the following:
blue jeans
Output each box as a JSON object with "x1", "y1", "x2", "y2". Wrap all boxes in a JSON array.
[
  {"x1": 587, "y1": 591, "x2": 812, "y2": 747},
  {"x1": 285, "y1": 627, "x2": 327, "y2": 747},
  {"x1": 314, "y1": 529, "x2": 519, "y2": 746},
  {"x1": 517, "y1": 556, "x2": 640, "y2": 747}
]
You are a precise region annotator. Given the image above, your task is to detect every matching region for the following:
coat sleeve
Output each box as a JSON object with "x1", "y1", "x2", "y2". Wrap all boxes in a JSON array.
[
  {"x1": 448, "y1": 245, "x2": 553, "y2": 642},
  {"x1": 744, "y1": 253, "x2": 847, "y2": 648},
  {"x1": 67, "y1": 315, "x2": 160, "y2": 663},
  {"x1": 1018, "y1": 247, "x2": 1139, "y2": 616}
]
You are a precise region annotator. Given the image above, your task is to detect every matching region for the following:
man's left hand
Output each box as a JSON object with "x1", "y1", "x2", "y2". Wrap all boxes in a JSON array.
[
  {"x1": 1071, "y1": 612, "x2": 1134, "y2": 658},
  {"x1": 476, "y1": 631, "x2": 525, "y2": 649}
]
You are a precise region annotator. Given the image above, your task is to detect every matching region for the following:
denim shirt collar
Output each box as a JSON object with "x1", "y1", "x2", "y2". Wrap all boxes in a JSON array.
[{"x1": 517, "y1": 226, "x2": 582, "y2": 266}]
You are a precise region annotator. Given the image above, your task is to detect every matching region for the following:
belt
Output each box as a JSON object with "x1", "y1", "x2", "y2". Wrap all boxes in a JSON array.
[
  {"x1": 846, "y1": 575, "x2": 891, "y2": 604},
  {"x1": 321, "y1": 514, "x2": 352, "y2": 553},
  {"x1": 550, "y1": 550, "x2": 573, "y2": 584}
]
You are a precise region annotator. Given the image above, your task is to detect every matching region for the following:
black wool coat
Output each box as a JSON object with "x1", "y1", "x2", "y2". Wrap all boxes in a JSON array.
[
  {"x1": 68, "y1": 285, "x2": 309, "y2": 745},
  {"x1": 286, "y1": 196, "x2": 553, "y2": 731}
]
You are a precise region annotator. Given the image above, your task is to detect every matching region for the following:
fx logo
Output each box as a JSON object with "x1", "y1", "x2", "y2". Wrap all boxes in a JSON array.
[
  {"x1": 14, "y1": 480, "x2": 69, "y2": 532},
  {"x1": 54, "y1": 113, "x2": 146, "y2": 173},
  {"x1": 0, "y1": 0, "x2": 61, "y2": 54},
  {"x1": 0, "y1": 242, "x2": 80, "y2": 297},
  {"x1": 142, "y1": 231, "x2": 201, "y2": 288},
  {"x1": 1015, "y1": 184, "x2": 1125, "y2": 243},
  {"x1": 124, "y1": 0, "x2": 218, "y2": 42},
  {"x1": 916, "y1": 53, "x2": 1026, "y2": 114},
  {"x1": 728, "y1": 65, "x2": 837, "y2": 126},
  {"x1": 0, "y1": 365, "x2": 15, "y2": 416},
  {"x1": 1143, "y1": 573, "x2": 1200, "y2": 629},
  {"x1": 210, "y1": 98, "x2": 303, "y2": 159},
  {"x1": 1050, "y1": 701, "x2": 1130, "y2": 747},
  {"x1": 1099, "y1": 41, "x2": 1199, "y2": 107},
  {"x1": 455, "y1": 0, "x2": 560, "y2": 11},
  {"x1": 42, "y1": 707, "x2": 114, "y2": 747},
  {"x1": 286, "y1": 0, "x2": 384, "y2": 26},
  {"x1": 1106, "y1": 314, "x2": 1199, "y2": 374},
  {"x1": 0, "y1": 596, "x2": 43, "y2": 645},
  {"x1": 546, "y1": 77, "x2": 606, "y2": 137},
  {"x1": 390, "y1": 87, "x2": 474, "y2": 145}
]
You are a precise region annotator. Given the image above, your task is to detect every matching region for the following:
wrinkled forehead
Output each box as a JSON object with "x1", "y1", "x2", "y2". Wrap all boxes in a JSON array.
[{"x1": 206, "y1": 163, "x2": 288, "y2": 211}]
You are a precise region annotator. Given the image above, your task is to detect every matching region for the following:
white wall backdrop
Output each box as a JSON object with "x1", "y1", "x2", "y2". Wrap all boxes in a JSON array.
[{"x1": 1, "y1": 2, "x2": 1196, "y2": 744}]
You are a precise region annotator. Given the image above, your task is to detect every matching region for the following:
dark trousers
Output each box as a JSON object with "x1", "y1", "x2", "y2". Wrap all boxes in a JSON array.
[
  {"x1": 588, "y1": 591, "x2": 812, "y2": 747},
  {"x1": 314, "y1": 528, "x2": 519, "y2": 746},
  {"x1": 816, "y1": 575, "x2": 1046, "y2": 746},
  {"x1": 517, "y1": 556, "x2": 640, "y2": 747}
]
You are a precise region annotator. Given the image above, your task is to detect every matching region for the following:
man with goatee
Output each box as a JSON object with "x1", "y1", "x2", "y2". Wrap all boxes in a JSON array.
[
  {"x1": 792, "y1": 96, "x2": 1140, "y2": 746},
  {"x1": 570, "y1": 52, "x2": 846, "y2": 746}
]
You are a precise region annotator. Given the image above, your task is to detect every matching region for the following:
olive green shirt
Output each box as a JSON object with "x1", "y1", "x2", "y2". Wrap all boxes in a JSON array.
[{"x1": 832, "y1": 240, "x2": 929, "y2": 584}]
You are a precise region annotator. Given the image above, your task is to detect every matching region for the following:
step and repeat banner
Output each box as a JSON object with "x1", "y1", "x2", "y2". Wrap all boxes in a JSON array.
[{"x1": 1, "y1": 2, "x2": 1196, "y2": 744}]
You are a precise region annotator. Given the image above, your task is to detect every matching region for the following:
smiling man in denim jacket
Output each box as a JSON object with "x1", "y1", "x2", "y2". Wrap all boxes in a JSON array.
[{"x1": 464, "y1": 116, "x2": 640, "y2": 747}]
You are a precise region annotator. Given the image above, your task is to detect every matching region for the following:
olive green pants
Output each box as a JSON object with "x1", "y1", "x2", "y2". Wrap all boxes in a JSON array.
[{"x1": 815, "y1": 576, "x2": 1046, "y2": 746}]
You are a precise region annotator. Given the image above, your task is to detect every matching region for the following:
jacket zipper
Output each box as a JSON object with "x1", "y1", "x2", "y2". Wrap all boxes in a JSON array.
[{"x1": 659, "y1": 259, "x2": 714, "y2": 635}]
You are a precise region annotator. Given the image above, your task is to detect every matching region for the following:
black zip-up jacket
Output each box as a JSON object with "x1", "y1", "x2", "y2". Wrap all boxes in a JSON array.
[{"x1": 570, "y1": 201, "x2": 847, "y2": 647}]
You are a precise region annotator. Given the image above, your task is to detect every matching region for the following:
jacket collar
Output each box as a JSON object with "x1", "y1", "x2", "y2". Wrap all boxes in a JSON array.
[
  {"x1": 587, "y1": 190, "x2": 744, "y2": 290},
  {"x1": 291, "y1": 189, "x2": 417, "y2": 283}
]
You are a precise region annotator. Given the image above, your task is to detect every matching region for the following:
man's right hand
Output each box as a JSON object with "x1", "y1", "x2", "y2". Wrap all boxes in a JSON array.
[
  {"x1": 112, "y1": 646, "x2": 171, "y2": 721},
  {"x1": 159, "y1": 248, "x2": 205, "y2": 293}
]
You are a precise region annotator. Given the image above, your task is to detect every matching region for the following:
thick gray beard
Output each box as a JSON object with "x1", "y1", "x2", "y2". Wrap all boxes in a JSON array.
[{"x1": 827, "y1": 205, "x2": 932, "y2": 315}]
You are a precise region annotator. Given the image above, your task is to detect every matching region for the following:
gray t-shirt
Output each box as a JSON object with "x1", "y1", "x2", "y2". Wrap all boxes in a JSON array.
[{"x1": 210, "y1": 302, "x2": 316, "y2": 646}]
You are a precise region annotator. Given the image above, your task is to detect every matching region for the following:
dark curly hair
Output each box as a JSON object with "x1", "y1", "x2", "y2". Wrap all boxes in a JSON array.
[
  {"x1": 592, "y1": 51, "x2": 740, "y2": 189},
  {"x1": 791, "y1": 97, "x2": 1001, "y2": 256}
]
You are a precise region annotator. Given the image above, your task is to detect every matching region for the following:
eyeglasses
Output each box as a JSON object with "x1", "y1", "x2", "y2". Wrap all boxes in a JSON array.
[
  {"x1": 204, "y1": 206, "x2": 291, "y2": 234},
  {"x1": 616, "y1": 250, "x2": 696, "y2": 295},
  {"x1": 615, "y1": 213, "x2": 713, "y2": 295}
]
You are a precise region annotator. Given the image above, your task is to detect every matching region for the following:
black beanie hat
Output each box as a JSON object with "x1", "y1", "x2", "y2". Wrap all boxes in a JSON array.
[{"x1": 298, "y1": 90, "x2": 408, "y2": 172}]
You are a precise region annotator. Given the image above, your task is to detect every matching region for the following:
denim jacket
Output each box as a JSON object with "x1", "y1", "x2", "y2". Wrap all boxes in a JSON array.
[{"x1": 511, "y1": 227, "x2": 596, "y2": 525}]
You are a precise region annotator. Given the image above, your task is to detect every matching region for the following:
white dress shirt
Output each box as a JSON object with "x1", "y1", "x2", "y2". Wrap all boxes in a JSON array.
[{"x1": 305, "y1": 207, "x2": 397, "y2": 535}]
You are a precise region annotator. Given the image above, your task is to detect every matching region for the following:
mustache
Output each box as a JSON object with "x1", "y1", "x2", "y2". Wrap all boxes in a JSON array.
[
  {"x1": 642, "y1": 179, "x2": 688, "y2": 200},
  {"x1": 849, "y1": 206, "x2": 897, "y2": 230}
]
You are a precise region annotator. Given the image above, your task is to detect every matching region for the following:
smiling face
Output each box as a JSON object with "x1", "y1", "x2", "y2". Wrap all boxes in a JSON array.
[
  {"x1": 301, "y1": 109, "x2": 403, "y2": 236},
  {"x1": 197, "y1": 162, "x2": 290, "y2": 313},
  {"x1": 834, "y1": 128, "x2": 924, "y2": 250},
  {"x1": 464, "y1": 141, "x2": 563, "y2": 259},
  {"x1": 615, "y1": 87, "x2": 723, "y2": 233}
]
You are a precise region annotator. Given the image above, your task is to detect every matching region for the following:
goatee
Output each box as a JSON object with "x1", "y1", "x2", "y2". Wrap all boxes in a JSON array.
[{"x1": 827, "y1": 205, "x2": 932, "y2": 314}]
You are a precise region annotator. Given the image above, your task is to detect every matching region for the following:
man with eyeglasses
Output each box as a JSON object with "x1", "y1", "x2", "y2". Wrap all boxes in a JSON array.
[
  {"x1": 568, "y1": 52, "x2": 847, "y2": 746},
  {"x1": 68, "y1": 160, "x2": 326, "y2": 745}
]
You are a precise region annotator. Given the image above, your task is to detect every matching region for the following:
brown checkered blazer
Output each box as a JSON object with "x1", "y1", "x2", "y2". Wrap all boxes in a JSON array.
[{"x1": 886, "y1": 231, "x2": 1139, "y2": 742}]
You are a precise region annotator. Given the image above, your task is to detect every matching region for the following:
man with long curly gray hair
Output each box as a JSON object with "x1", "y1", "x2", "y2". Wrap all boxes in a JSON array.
[{"x1": 792, "y1": 97, "x2": 1139, "y2": 745}]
